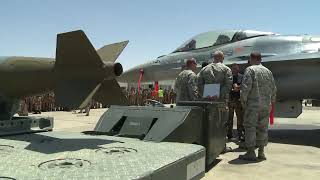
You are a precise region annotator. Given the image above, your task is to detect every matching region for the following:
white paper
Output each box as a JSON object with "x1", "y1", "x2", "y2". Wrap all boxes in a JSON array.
[{"x1": 203, "y1": 84, "x2": 220, "y2": 98}]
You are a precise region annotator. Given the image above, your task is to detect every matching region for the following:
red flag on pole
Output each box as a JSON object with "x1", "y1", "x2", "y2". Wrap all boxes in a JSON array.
[
  {"x1": 155, "y1": 81, "x2": 159, "y2": 91},
  {"x1": 138, "y1": 69, "x2": 144, "y2": 94},
  {"x1": 269, "y1": 102, "x2": 275, "y2": 125}
]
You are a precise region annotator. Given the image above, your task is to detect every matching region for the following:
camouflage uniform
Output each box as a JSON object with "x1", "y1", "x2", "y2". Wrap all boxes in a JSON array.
[
  {"x1": 34, "y1": 96, "x2": 42, "y2": 114},
  {"x1": 48, "y1": 92, "x2": 55, "y2": 111},
  {"x1": 136, "y1": 93, "x2": 143, "y2": 106},
  {"x1": 141, "y1": 89, "x2": 148, "y2": 105},
  {"x1": 174, "y1": 69, "x2": 199, "y2": 102},
  {"x1": 168, "y1": 89, "x2": 174, "y2": 104},
  {"x1": 197, "y1": 62, "x2": 233, "y2": 154},
  {"x1": 129, "y1": 89, "x2": 136, "y2": 105},
  {"x1": 197, "y1": 62, "x2": 233, "y2": 102},
  {"x1": 163, "y1": 89, "x2": 169, "y2": 104},
  {"x1": 85, "y1": 100, "x2": 92, "y2": 116},
  {"x1": 42, "y1": 94, "x2": 49, "y2": 112},
  {"x1": 18, "y1": 99, "x2": 28, "y2": 116},
  {"x1": 240, "y1": 64, "x2": 276, "y2": 148}
]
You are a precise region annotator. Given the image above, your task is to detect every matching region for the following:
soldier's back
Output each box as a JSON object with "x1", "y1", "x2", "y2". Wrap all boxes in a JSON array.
[
  {"x1": 198, "y1": 63, "x2": 232, "y2": 99},
  {"x1": 199, "y1": 63, "x2": 229, "y2": 84},
  {"x1": 175, "y1": 70, "x2": 197, "y2": 101},
  {"x1": 245, "y1": 64, "x2": 276, "y2": 108}
]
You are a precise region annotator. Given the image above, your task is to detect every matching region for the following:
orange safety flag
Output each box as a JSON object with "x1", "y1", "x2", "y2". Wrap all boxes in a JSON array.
[
  {"x1": 269, "y1": 103, "x2": 275, "y2": 125},
  {"x1": 155, "y1": 81, "x2": 159, "y2": 91},
  {"x1": 138, "y1": 69, "x2": 144, "y2": 94}
]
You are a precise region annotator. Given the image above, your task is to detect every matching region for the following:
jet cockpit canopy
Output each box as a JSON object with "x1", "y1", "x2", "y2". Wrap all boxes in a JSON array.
[{"x1": 173, "y1": 30, "x2": 275, "y2": 53}]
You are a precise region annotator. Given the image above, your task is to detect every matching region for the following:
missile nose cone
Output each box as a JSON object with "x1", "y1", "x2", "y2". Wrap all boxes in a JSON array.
[{"x1": 114, "y1": 62, "x2": 123, "y2": 76}]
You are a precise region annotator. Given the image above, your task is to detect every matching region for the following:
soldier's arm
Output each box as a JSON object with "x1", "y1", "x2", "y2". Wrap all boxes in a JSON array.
[
  {"x1": 240, "y1": 68, "x2": 253, "y2": 107},
  {"x1": 238, "y1": 73, "x2": 244, "y2": 83},
  {"x1": 188, "y1": 73, "x2": 199, "y2": 100},
  {"x1": 197, "y1": 70, "x2": 204, "y2": 98},
  {"x1": 173, "y1": 78, "x2": 178, "y2": 93},
  {"x1": 224, "y1": 67, "x2": 233, "y2": 102}
]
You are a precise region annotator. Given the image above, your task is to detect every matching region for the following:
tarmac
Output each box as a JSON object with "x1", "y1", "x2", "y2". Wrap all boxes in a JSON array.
[{"x1": 30, "y1": 106, "x2": 320, "y2": 180}]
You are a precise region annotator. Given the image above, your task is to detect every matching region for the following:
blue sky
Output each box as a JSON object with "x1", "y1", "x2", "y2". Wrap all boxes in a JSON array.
[{"x1": 0, "y1": 0, "x2": 319, "y2": 70}]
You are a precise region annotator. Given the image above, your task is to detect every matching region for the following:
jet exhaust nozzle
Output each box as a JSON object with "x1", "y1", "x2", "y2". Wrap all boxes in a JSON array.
[{"x1": 114, "y1": 62, "x2": 123, "y2": 76}]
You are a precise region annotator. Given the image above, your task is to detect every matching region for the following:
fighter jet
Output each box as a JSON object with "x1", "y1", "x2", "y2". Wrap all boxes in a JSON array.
[
  {"x1": 119, "y1": 30, "x2": 320, "y2": 117},
  {"x1": 0, "y1": 30, "x2": 128, "y2": 120}
]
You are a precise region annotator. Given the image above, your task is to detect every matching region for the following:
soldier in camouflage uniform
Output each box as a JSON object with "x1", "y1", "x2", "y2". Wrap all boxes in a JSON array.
[
  {"x1": 129, "y1": 88, "x2": 136, "y2": 105},
  {"x1": 33, "y1": 96, "x2": 42, "y2": 114},
  {"x1": 141, "y1": 89, "x2": 147, "y2": 105},
  {"x1": 174, "y1": 58, "x2": 199, "y2": 102},
  {"x1": 18, "y1": 98, "x2": 28, "y2": 116},
  {"x1": 198, "y1": 51, "x2": 233, "y2": 153},
  {"x1": 197, "y1": 51, "x2": 233, "y2": 102},
  {"x1": 239, "y1": 52, "x2": 277, "y2": 161},
  {"x1": 85, "y1": 100, "x2": 92, "y2": 116},
  {"x1": 168, "y1": 89, "x2": 175, "y2": 104},
  {"x1": 48, "y1": 92, "x2": 55, "y2": 111},
  {"x1": 136, "y1": 92, "x2": 143, "y2": 106}
]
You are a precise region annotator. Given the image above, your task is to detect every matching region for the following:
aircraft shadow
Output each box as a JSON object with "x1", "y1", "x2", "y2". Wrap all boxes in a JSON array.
[
  {"x1": 268, "y1": 129, "x2": 320, "y2": 148},
  {"x1": 1, "y1": 133, "x2": 122, "y2": 154}
]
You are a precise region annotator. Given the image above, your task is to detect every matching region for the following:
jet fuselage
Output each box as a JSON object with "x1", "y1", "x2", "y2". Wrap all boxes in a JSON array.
[{"x1": 119, "y1": 30, "x2": 320, "y2": 101}]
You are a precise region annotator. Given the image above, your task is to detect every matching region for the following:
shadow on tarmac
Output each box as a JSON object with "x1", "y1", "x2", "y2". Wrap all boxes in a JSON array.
[
  {"x1": 232, "y1": 147, "x2": 247, "y2": 152},
  {"x1": 225, "y1": 128, "x2": 320, "y2": 165},
  {"x1": 206, "y1": 159, "x2": 222, "y2": 172},
  {"x1": 228, "y1": 158, "x2": 263, "y2": 165},
  {"x1": 268, "y1": 129, "x2": 320, "y2": 148},
  {"x1": 1, "y1": 133, "x2": 122, "y2": 154}
]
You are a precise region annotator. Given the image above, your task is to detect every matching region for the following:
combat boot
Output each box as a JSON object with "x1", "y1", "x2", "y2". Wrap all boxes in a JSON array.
[
  {"x1": 257, "y1": 146, "x2": 267, "y2": 160},
  {"x1": 239, "y1": 147, "x2": 257, "y2": 161}
]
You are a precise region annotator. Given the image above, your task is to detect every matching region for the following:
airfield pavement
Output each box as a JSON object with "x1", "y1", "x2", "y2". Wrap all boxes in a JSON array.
[{"x1": 30, "y1": 106, "x2": 320, "y2": 180}]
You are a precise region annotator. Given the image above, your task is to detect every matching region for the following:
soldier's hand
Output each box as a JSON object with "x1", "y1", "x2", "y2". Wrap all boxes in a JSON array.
[
  {"x1": 232, "y1": 84, "x2": 240, "y2": 92},
  {"x1": 233, "y1": 83, "x2": 238, "y2": 88}
]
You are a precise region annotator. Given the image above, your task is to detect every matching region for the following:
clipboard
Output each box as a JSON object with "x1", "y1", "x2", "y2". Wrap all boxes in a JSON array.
[{"x1": 203, "y1": 84, "x2": 220, "y2": 98}]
